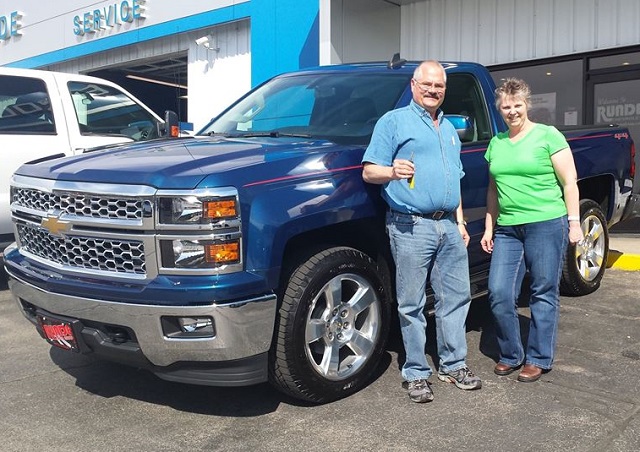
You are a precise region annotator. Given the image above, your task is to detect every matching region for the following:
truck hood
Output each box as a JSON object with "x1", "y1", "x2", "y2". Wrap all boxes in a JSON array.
[{"x1": 14, "y1": 136, "x2": 349, "y2": 189}]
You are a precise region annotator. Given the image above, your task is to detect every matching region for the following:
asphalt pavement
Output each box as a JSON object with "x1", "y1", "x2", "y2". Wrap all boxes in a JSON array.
[{"x1": 1, "y1": 252, "x2": 639, "y2": 452}]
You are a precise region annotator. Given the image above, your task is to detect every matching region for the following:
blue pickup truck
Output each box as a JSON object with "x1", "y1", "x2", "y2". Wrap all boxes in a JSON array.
[{"x1": 4, "y1": 58, "x2": 638, "y2": 403}]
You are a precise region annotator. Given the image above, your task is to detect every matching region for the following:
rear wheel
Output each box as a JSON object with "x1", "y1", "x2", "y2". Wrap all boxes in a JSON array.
[
  {"x1": 269, "y1": 247, "x2": 391, "y2": 403},
  {"x1": 560, "y1": 199, "x2": 609, "y2": 296}
]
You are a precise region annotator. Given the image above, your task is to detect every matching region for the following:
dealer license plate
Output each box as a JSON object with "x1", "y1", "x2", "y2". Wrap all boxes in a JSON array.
[{"x1": 37, "y1": 314, "x2": 79, "y2": 351}]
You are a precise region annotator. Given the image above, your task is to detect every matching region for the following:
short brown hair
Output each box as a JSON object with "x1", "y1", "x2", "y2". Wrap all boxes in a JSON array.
[{"x1": 494, "y1": 78, "x2": 531, "y2": 109}]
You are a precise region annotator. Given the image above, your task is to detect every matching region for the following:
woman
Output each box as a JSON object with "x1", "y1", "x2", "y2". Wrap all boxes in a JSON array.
[{"x1": 480, "y1": 78, "x2": 584, "y2": 382}]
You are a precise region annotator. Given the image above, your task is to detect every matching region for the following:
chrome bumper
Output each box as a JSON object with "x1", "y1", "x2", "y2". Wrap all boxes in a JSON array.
[{"x1": 8, "y1": 273, "x2": 277, "y2": 367}]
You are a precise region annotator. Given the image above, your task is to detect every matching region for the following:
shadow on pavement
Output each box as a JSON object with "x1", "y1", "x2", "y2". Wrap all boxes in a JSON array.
[
  {"x1": 468, "y1": 284, "x2": 534, "y2": 367},
  {"x1": 385, "y1": 294, "x2": 532, "y2": 374},
  {"x1": 0, "y1": 266, "x2": 8, "y2": 291},
  {"x1": 34, "y1": 276, "x2": 539, "y2": 413},
  {"x1": 49, "y1": 342, "x2": 394, "y2": 415}
]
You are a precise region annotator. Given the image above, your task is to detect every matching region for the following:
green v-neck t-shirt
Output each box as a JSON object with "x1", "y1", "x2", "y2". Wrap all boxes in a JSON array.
[{"x1": 484, "y1": 123, "x2": 569, "y2": 226}]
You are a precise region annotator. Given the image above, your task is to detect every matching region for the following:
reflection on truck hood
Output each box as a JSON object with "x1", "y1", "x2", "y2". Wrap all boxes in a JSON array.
[{"x1": 13, "y1": 136, "x2": 348, "y2": 189}]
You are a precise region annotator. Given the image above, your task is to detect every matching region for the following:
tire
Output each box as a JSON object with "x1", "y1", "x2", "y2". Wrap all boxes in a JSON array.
[
  {"x1": 269, "y1": 246, "x2": 391, "y2": 403},
  {"x1": 560, "y1": 199, "x2": 609, "y2": 296}
]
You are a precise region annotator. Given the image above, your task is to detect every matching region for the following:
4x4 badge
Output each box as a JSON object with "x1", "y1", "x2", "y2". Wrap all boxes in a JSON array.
[{"x1": 41, "y1": 216, "x2": 71, "y2": 236}]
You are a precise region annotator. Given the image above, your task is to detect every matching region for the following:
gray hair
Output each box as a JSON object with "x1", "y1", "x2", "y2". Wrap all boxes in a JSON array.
[{"x1": 413, "y1": 60, "x2": 447, "y2": 83}]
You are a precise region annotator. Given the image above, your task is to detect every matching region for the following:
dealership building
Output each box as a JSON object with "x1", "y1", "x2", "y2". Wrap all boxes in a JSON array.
[{"x1": 1, "y1": 0, "x2": 639, "y2": 152}]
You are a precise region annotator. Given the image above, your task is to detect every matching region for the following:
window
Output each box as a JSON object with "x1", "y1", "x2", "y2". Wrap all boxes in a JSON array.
[
  {"x1": 589, "y1": 51, "x2": 640, "y2": 70},
  {"x1": 441, "y1": 73, "x2": 492, "y2": 142},
  {"x1": 68, "y1": 81, "x2": 160, "y2": 141},
  {"x1": 0, "y1": 75, "x2": 56, "y2": 134},
  {"x1": 200, "y1": 72, "x2": 410, "y2": 144},
  {"x1": 490, "y1": 60, "x2": 583, "y2": 127}
]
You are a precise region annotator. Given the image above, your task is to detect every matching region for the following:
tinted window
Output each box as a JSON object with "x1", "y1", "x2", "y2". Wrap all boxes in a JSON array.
[
  {"x1": 0, "y1": 75, "x2": 56, "y2": 135},
  {"x1": 490, "y1": 60, "x2": 583, "y2": 126},
  {"x1": 441, "y1": 73, "x2": 492, "y2": 142},
  {"x1": 200, "y1": 72, "x2": 411, "y2": 144},
  {"x1": 68, "y1": 81, "x2": 160, "y2": 141}
]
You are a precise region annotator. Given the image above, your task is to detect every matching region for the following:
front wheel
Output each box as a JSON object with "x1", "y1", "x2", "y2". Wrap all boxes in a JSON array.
[
  {"x1": 269, "y1": 247, "x2": 391, "y2": 403},
  {"x1": 560, "y1": 199, "x2": 609, "y2": 296}
]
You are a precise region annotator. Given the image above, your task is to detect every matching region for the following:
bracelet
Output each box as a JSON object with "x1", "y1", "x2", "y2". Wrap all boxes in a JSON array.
[
  {"x1": 567, "y1": 215, "x2": 580, "y2": 222},
  {"x1": 456, "y1": 220, "x2": 467, "y2": 226}
]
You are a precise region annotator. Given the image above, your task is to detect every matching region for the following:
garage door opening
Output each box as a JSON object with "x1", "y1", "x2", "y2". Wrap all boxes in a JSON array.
[{"x1": 87, "y1": 54, "x2": 188, "y2": 126}]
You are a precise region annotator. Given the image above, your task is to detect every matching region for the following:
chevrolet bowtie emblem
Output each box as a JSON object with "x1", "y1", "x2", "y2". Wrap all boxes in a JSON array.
[{"x1": 41, "y1": 216, "x2": 71, "y2": 236}]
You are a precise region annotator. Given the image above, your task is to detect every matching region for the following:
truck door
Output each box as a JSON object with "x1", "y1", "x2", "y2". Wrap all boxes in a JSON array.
[
  {"x1": 0, "y1": 73, "x2": 71, "y2": 245},
  {"x1": 440, "y1": 73, "x2": 495, "y2": 285},
  {"x1": 60, "y1": 79, "x2": 163, "y2": 153}
]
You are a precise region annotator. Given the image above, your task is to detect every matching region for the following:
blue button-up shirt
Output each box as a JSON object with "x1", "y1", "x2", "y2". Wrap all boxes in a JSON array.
[{"x1": 362, "y1": 100, "x2": 464, "y2": 214}]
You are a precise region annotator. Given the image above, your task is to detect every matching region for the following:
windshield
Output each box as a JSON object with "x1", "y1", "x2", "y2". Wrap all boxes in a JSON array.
[
  {"x1": 68, "y1": 81, "x2": 160, "y2": 141},
  {"x1": 199, "y1": 72, "x2": 411, "y2": 144}
]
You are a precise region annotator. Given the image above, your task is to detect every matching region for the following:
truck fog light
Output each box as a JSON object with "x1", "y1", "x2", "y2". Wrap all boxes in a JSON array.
[
  {"x1": 161, "y1": 316, "x2": 215, "y2": 338},
  {"x1": 179, "y1": 317, "x2": 214, "y2": 333}
]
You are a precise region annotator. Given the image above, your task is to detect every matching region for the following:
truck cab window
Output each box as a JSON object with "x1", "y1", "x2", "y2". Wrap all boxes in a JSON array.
[
  {"x1": 441, "y1": 73, "x2": 492, "y2": 142},
  {"x1": 0, "y1": 75, "x2": 56, "y2": 135},
  {"x1": 68, "y1": 81, "x2": 159, "y2": 141}
]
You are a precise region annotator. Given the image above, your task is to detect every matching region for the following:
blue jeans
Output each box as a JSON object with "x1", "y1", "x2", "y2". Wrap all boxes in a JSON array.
[
  {"x1": 488, "y1": 217, "x2": 568, "y2": 369},
  {"x1": 387, "y1": 211, "x2": 472, "y2": 381}
]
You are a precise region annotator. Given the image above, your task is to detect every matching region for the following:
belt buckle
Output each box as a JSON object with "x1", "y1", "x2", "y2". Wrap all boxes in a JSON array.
[{"x1": 431, "y1": 210, "x2": 446, "y2": 220}]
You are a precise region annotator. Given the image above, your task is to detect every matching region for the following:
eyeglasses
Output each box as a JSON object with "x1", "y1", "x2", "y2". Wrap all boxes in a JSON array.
[{"x1": 412, "y1": 79, "x2": 446, "y2": 93}]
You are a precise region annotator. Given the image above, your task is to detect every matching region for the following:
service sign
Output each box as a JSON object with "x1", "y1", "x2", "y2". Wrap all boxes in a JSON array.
[{"x1": 73, "y1": 0, "x2": 147, "y2": 36}]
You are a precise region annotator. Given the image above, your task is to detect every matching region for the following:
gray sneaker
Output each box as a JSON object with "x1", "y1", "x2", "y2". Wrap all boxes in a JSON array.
[
  {"x1": 406, "y1": 379, "x2": 434, "y2": 403},
  {"x1": 437, "y1": 367, "x2": 482, "y2": 390}
]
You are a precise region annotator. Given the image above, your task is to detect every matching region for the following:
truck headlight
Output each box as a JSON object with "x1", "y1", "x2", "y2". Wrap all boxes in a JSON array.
[
  {"x1": 169, "y1": 238, "x2": 241, "y2": 269},
  {"x1": 156, "y1": 188, "x2": 242, "y2": 274},
  {"x1": 159, "y1": 196, "x2": 237, "y2": 224}
]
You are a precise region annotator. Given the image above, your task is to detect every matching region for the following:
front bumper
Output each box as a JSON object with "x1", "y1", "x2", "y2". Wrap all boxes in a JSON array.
[{"x1": 7, "y1": 271, "x2": 277, "y2": 386}]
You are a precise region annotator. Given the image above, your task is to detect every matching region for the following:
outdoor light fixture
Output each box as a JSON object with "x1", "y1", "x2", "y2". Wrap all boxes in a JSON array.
[{"x1": 195, "y1": 35, "x2": 219, "y2": 51}]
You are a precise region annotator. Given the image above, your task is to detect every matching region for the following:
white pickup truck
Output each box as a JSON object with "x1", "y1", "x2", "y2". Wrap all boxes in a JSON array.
[{"x1": 0, "y1": 67, "x2": 177, "y2": 256}]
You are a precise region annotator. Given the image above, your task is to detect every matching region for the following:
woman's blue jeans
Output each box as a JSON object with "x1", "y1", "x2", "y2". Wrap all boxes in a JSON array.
[
  {"x1": 488, "y1": 217, "x2": 568, "y2": 369},
  {"x1": 387, "y1": 211, "x2": 472, "y2": 382}
]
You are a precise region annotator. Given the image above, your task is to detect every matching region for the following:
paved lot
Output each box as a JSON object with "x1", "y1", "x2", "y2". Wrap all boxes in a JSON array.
[
  {"x1": 0, "y1": 267, "x2": 639, "y2": 452},
  {"x1": 609, "y1": 233, "x2": 640, "y2": 271}
]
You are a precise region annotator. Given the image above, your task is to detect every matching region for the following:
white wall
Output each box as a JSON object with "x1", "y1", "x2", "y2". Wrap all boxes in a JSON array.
[
  {"x1": 0, "y1": 0, "x2": 247, "y2": 65},
  {"x1": 321, "y1": 0, "x2": 640, "y2": 65},
  {"x1": 47, "y1": 19, "x2": 251, "y2": 132},
  {"x1": 320, "y1": 0, "x2": 401, "y2": 65},
  {"x1": 188, "y1": 20, "x2": 251, "y2": 131},
  {"x1": 399, "y1": 0, "x2": 640, "y2": 65}
]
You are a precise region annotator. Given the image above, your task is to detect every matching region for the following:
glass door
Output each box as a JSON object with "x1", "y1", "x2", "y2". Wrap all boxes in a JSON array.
[{"x1": 587, "y1": 70, "x2": 640, "y2": 231}]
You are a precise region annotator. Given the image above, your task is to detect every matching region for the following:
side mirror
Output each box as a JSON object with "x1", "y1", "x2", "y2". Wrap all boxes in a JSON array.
[
  {"x1": 158, "y1": 110, "x2": 180, "y2": 137},
  {"x1": 444, "y1": 114, "x2": 475, "y2": 143}
]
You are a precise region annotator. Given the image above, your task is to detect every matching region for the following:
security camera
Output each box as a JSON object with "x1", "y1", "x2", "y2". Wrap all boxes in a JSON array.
[
  {"x1": 195, "y1": 34, "x2": 219, "y2": 51},
  {"x1": 195, "y1": 36, "x2": 210, "y2": 46}
]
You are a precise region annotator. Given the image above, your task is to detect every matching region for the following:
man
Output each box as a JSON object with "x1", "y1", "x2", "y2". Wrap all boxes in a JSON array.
[{"x1": 361, "y1": 60, "x2": 481, "y2": 403}]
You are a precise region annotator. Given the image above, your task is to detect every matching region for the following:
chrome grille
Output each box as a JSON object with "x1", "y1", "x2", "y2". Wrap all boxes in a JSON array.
[
  {"x1": 13, "y1": 188, "x2": 143, "y2": 220},
  {"x1": 17, "y1": 224, "x2": 146, "y2": 275}
]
